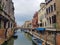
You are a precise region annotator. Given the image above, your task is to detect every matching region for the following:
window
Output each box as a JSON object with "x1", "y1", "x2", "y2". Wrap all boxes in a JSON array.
[
  {"x1": 54, "y1": 3, "x2": 56, "y2": 10},
  {"x1": 46, "y1": 8, "x2": 48, "y2": 14},
  {"x1": 11, "y1": 23, "x2": 12, "y2": 28},
  {"x1": 52, "y1": 15, "x2": 56, "y2": 23},
  {"x1": 40, "y1": 23, "x2": 42, "y2": 27},
  {"x1": 4, "y1": 21, "x2": 6, "y2": 28},
  {"x1": 53, "y1": 15, "x2": 56, "y2": 23},
  {"x1": 49, "y1": 17, "x2": 51, "y2": 24},
  {"x1": 49, "y1": 7, "x2": 50, "y2": 13},
  {"x1": 51, "y1": 5, "x2": 53, "y2": 12},
  {"x1": 0, "y1": 0, "x2": 2, "y2": 3},
  {"x1": 46, "y1": 7, "x2": 51, "y2": 14},
  {"x1": 45, "y1": 22, "x2": 46, "y2": 26},
  {"x1": 8, "y1": 22, "x2": 10, "y2": 28}
]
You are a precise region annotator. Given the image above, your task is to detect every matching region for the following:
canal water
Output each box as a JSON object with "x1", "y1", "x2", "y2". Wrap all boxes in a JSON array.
[{"x1": 2, "y1": 29, "x2": 35, "y2": 45}]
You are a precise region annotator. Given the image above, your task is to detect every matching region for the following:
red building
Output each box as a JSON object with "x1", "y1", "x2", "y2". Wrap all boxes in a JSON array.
[{"x1": 32, "y1": 12, "x2": 38, "y2": 28}]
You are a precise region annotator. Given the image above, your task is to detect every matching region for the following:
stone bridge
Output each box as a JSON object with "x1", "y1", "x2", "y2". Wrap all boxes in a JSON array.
[
  {"x1": 14, "y1": 27, "x2": 57, "y2": 32},
  {"x1": 14, "y1": 27, "x2": 33, "y2": 31}
]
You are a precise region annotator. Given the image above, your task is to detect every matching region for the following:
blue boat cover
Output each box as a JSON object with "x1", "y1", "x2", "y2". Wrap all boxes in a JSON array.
[
  {"x1": 38, "y1": 43, "x2": 42, "y2": 45},
  {"x1": 36, "y1": 38, "x2": 43, "y2": 43},
  {"x1": 35, "y1": 28, "x2": 45, "y2": 31}
]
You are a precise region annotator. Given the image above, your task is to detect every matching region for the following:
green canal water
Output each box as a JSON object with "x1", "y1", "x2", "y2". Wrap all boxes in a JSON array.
[{"x1": 2, "y1": 29, "x2": 35, "y2": 45}]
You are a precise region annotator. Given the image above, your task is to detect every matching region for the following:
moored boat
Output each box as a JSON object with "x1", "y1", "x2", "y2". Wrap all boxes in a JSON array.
[{"x1": 32, "y1": 36, "x2": 42, "y2": 45}]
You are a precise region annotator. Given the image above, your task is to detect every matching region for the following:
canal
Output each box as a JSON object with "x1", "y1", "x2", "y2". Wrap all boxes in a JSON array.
[{"x1": 2, "y1": 29, "x2": 35, "y2": 45}]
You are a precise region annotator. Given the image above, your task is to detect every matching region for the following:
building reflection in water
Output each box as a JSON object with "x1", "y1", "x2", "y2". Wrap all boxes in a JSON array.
[
  {"x1": 24, "y1": 33, "x2": 35, "y2": 45},
  {"x1": 24, "y1": 33, "x2": 32, "y2": 41},
  {"x1": 2, "y1": 38, "x2": 15, "y2": 45}
]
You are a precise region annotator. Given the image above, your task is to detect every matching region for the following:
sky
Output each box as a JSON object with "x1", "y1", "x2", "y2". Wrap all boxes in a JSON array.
[{"x1": 12, "y1": 0, "x2": 45, "y2": 26}]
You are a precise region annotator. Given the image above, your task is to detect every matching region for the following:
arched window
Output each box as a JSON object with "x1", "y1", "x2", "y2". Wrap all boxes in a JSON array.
[
  {"x1": 52, "y1": 15, "x2": 56, "y2": 23},
  {"x1": 49, "y1": 17, "x2": 51, "y2": 24}
]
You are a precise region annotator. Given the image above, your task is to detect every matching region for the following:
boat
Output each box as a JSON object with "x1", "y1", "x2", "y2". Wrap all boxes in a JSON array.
[
  {"x1": 13, "y1": 34, "x2": 18, "y2": 39},
  {"x1": 32, "y1": 36, "x2": 42, "y2": 45},
  {"x1": 23, "y1": 30, "x2": 28, "y2": 33}
]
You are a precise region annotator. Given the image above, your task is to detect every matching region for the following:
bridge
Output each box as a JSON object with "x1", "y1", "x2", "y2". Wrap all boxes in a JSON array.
[
  {"x1": 14, "y1": 26, "x2": 57, "y2": 32},
  {"x1": 14, "y1": 27, "x2": 33, "y2": 31}
]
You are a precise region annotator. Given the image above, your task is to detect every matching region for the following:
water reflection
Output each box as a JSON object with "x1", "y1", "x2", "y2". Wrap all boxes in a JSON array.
[
  {"x1": 24, "y1": 33, "x2": 32, "y2": 41},
  {"x1": 2, "y1": 38, "x2": 14, "y2": 45},
  {"x1": 2, "y1": 30, "x2": 35, "y2": 45}
]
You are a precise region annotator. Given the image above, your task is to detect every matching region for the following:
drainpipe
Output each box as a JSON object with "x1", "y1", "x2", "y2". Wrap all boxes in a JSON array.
[
  {"x1": 45, "y1": 31, "x2": 48, "y2": 45},
  {"x1": 54, "y1": 22, "x2": 57, "y2": 45},
  {"x1": 54, "y1": 31, "x2": 57, "y2": 45},
  {"x1": 5, "y1": 28, "x2": 8, "y2": 39}
]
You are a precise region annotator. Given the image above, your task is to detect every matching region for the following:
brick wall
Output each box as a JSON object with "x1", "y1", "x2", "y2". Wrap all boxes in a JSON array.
[
  {"x1": 56, "y1": 34, "x2": 60, "y2": 45},
  {"x1": 0, "y1": 29, "x2": 5, "y2": 38}
]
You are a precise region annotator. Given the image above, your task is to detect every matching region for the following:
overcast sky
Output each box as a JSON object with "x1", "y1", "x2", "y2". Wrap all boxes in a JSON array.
[{"x1": 12, "y1": 0, "x2": 45, "y2": 26}]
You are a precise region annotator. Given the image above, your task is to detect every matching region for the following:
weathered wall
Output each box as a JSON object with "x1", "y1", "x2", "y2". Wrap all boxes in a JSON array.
[{"x1": 56, "y1": 0, "x2": 60, "y2": 29}]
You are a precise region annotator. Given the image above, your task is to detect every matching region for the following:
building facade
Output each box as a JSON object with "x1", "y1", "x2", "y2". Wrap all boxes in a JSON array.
[
  {"x1": 32, "y1": 0, "x2": 60, "y2": 45},
  {"x1": 32, "y1": 12, "x2": 38, "y2": 28},
  {"x1": 0, "y1": 0, "x2": 15, "y2": 40},
  {"x1": 23, "y1": 20, "x2": 32, "y2": 28},
  {"x1": 38, "y1": 3, "x2": 47, "y2": 28},
  {"x1": 45, "y1": 0, "x2": 60, "y2": 45},
  {"x1": 45, "y1": 0, "x2": 56, "y2": 28}
]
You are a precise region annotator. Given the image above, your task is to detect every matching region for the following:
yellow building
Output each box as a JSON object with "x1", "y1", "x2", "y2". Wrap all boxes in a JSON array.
[
  {"x1": 38, "y1": 3, "x2": 47, "y2": 27},
  {"x1": 23, "y1": 20, "x2": 32, "y2": 28},
  {"x1": 45, "y1": 0, "x2": 60, "y2": 45},
  {"x1": 45, "y1": 0, "x2": 56, "y2": 28}
]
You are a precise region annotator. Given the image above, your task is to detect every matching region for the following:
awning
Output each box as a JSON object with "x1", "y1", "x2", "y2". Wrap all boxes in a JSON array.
[{"x1": 35, "y1": 28, "x2": 45, "y2": 31}]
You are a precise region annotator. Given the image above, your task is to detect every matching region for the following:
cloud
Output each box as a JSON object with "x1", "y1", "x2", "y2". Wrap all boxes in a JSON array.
[
  {"x1": 12, "y1": 0, "x2": 45, "y2": 26},
  {"x1": 15, "y1": 13, "x2": 33, "y2": 26}
]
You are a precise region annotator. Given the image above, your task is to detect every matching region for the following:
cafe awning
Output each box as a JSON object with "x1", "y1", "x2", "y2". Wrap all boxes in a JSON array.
[{"x1": 35, "y1": 27, "x2": 45, "y2": 31}]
